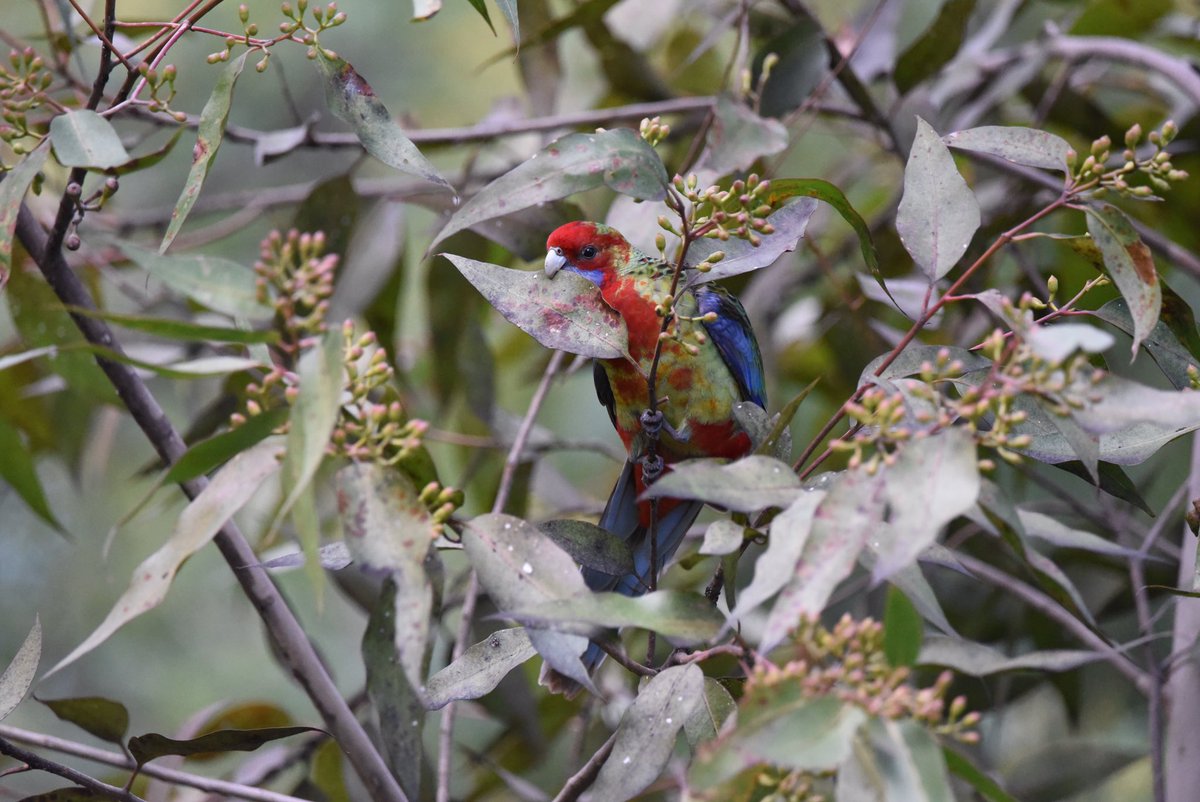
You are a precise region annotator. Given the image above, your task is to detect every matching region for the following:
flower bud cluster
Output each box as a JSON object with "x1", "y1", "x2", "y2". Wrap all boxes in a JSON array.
[
  {"x1": 638, "y1": 115, "x2": 670, "y2": 147},
  {"x1": 254, "y1": 228, "x2": 337, "y2": 362},
  {"x1": 1069, "y1": 121, "x2": 1189, "y2": 199},
  {"x1": 669, "y1": 172, "x2": 775, "y2": 245},
  {"x1": 137, "y1": 62, "x2": 187, "y2": 122},
  {"x1": 280, "y1": 0, "x2": 347, "y2": 62},
  {"x1": 0, "y1": 48, "x2": 53, "y2": 157}
]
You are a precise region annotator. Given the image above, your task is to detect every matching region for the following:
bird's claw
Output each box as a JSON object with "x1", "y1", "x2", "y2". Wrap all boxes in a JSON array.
[
  {"x1": 640, "y1": 408, "x2": 664, "y2": 435},
  {"x1": 641, "y1": 453, "x2": 664, "y2": 483}
]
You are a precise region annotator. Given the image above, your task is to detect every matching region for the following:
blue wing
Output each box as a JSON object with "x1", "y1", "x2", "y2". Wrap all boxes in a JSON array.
[{"x1": 695, "y1": 285, "x2": 767, "y2": 408}]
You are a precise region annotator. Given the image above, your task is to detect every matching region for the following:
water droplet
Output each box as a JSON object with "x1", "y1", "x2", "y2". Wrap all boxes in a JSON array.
[
  {"x1": 665, "y1": 717, "x2": 672, "y2": 724},
  {"x1": 411, "y1": 720, "x2": 419, "y2": 727},
  {"x1": 451, "y1": 194, "x2": 461, "y2": 207},
  {"x1": 622, "y1": 756, "x2": 631, "y2": 765},
  {"x1": 522, "y1": 562, "x2": 533, "y2": 574},
  {"x1": 504, "y1": 522, "x2": 512, "y2": 530}
]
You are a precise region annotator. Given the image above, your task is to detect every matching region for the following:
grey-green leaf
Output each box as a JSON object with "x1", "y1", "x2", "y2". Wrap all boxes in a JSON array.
[
  {"x1": 700, "y1": 519, "x2": 745, "y2": 556},
  {"x1": 918, "y1": 635, "x2": 1102, "y2": 675},
  {"x1": 896, "y1": 117, "x2": 980, "y2": 281},
  {"x1": 734, "y1": 490, "x2": 825, "y2": 620},
  {"x1": 642, "y1": 456, "x2": 803, "y2": 512},
  {"x1": 1, "y1": 141, "x2": 50, "y2": 283},
  {"x1": 539, "y1": 519, "x2": 635, "y2": 576},
  {"x1": 0, "y1": 617, "x2": 41, "y2": 722},
  {"x1": 431, "y1": 128, "x2": 668, "y2": 249},
  {"x1": 590, "y1": 665, "x2": 704, "y2": 802},
  {"x1": 850, "y1": 719, "x2": 955, "y2": 802},
  {"x1": 117, "y1": 240, "x2": 271, "y2": 321},
  {"x1": 699, "y1": 94, "x2": 788, "y2": 175},
  {"x1": 424, "y1": 628, "x2": 536, "y2": 710},
  {"x1": 161, "y1": 52, "x2": 248, "y2": 252},
  {"x1": 1084, "y1": 202, "x2": 1161, "y2": 356},
  {"x1": 944, "y1": 125, "x2": 1072, "y2": 173},
  {"x1": 446, "y1": 255, "x2": 628, "y2": 358},
  {"x1": 509, "y1": 590, "x2": 725, "y2": 645},
  {"x1": 316, "y1": 52, "x2": 449, "y2": 189},
  {"x1": 684, "y1": 677, "x2": 737, "y2": 748},
  {"x1": 49, "y1": 110, "x2": 130, "y2": 169}
]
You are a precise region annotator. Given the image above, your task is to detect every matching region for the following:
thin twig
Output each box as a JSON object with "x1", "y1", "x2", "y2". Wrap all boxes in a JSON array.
[
  {"x1": 0, "y1": 736, "x2": 145, "y2": 802},
  {"x1": 952, "y1": 551, "x2": 1154, "y2": 695},
  {"x1": 14, "y1": 205, "x2": 407, "y2": 802},
  {"x1": 436, "y1": 350, "x2": 567, "y2": 802},
  {"x1": 0, "y1": 725, "x2": 309, "y2": 802},
  {"x1": 63, "y1": 0, "x2": 136, "y2": 72},
  {"x1": 551, "y1": 732, "x2": 617, "y2": 802}
]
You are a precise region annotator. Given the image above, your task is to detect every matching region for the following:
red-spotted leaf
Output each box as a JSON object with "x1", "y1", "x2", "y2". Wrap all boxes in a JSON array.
[
  {"x1": 161, "y1": 52, "x2": 248, "y2": 252},
  {"x1": 897, "y1": 117, "x2": 980, "y2": 281},
  {"x1": 445, "y1": 254, "x2": 628, "y2": 359},
  {"x1": 431, "y1": 128, "x2": 668, "y2": 249},
  {"x1": 40, "y1": 696, "x2": 130, "y2": 745},
  {"x1": 0, "y1": 617, "x2": 40, "y2": 722},
  {"x1": 317, "y1": 52, "x2": 449, "y2": 189},
  {"x1": 49, "y1": 110, "x2": 130, "y2": 169},
  {"x1": 944, "y1": 125, "x2": 1072, "y2": 173},
  {"x1": 1084, "y1": 202, "x2": 1160, "y2": 356}
]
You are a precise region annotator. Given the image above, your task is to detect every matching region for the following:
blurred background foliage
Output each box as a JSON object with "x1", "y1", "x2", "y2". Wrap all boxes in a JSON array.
[{"x1": 4, "y1": 0, "x2": 1200, "y2": 800}]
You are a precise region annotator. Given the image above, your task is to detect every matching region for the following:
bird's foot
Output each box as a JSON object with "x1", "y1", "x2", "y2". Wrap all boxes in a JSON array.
[
  {"x1": 641, "y1": 452, "x2": 664, "y2": 483},
  {"x1": 640, "y1": 408, "x2": 689, "y2": 442}
]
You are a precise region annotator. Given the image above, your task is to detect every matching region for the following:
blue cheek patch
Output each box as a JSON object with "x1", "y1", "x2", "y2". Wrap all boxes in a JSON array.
[{"x1": 565, "y1": 265, "x2": 606, "y2": 287}]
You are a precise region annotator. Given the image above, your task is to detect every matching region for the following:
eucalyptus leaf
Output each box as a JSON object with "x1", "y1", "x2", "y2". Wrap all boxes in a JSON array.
[
  {"x1": 0, "y1": 617, "x2": 41, "y2": 722},
  {"x1": 642, "y1": 456, "x2": 802, "y2": 512},
  {"x1": 944, "y1": 125, "x2": 1072, "y2": 173},
  {"x1": 539, "y1": 519, "x2": 635, "y2": 575},
  {"x1": 686, "y1": 198, "x2": 818, "y2": 284},
  {"x1": 918, "y1": 635, "x2": 1102, "y2": 675},
  {"x1": 1, "y1": 141, "x2": 49, "y2": 282},
  {"x1": 508, "y1": 590, "x2": 724, "y2": 645},
  {"x1": 424, "y1": 628, "x2": 536, "y2": 710},
  {"x1": 1084, "y1": 202, "x2": 1161, "y2": 356},
  {"x1": 49, "y1": 110, "x2": 130, "y2": 169}
]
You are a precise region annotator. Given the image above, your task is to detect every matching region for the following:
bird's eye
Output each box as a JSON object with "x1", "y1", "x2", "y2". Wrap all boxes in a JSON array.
[{"x1": 580, "y1": 245, "x2": 598, "y2": 260}]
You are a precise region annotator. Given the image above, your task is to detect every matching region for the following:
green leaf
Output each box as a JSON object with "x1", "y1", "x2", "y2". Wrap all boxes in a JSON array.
[
  {"x1": 754, "y1": 19, "x2": 827, "y2": 118},
  {"x1": 734, "y1": 490, "x2": 825, "y2": 621},
  {"x1": 643, "y1": 456, "x2": 803, "y2": 512},
  {"x1": 894, "y1": 0, "x2": 975, "y2": 94},
  {"x1": 463, "y1": 513, "x2": 592, "y2": 690},
  {"x1": 44, "y1": 439, "x2": 283, "y2": 677},
  {"x1": 0, "y1": 617, "x2": 40, "y2": 722},
  {"x1": 761, "y1": 469, "x2": 886, "y2": 651},
  {"x1": 1018, "y1": 509, "x2": 1142, "y2": 559},
  {"x1": 0, "y1": 417, "x2": 63, "y2": 532},
  {"x1": 495, "y1": 0, "x2": 519, "y2": 41},
  {"x1": 117, "y1": 240, "x2": 271, "y2": 320},
  {"x1": 1053, "y1": 460, "x2": 1154, "y2": 516},
  {"x1": 1084, "y1": 202, "x2": 1161, "y2": 356},
  {"x1": 766, "y1": 177, "x2": 880, "y2": 285},
  {"x1": 161, "y1": 52, "x2": 249, "y2": 252},
  {"x1": 431, "y1": 128, "x2": 667, "y2": 249},
  {"x1": 700, "y1": 519, "x2": 745, "y2": 556},
  {"x1": 39, "y1": 696, "x2": 129, "y2": 745},
  {"x1": 884, "y1": 586, "x2": 923, "y2": 667},
  {"x1": 0, "y1": 141, "x2": 49, "y2": 284},
  {"x1": 690, "y1": 695, "x2": 865, "y2": 788},
  {"x1": 686, "y1": 198, "x2": 818, "y2": 284},
  {"x1": 109, "y1": 128, "x2": 184, "y2": 176},
  {"x1": 539, "y1": 519, "x2": 635, "y2": 576},
  {"x1": 64, "y1": 307, "x2": 277, "y2": 345},
  {"x1": 464, "y1": 0, "x2": 496, "y2": 33},
  {"x1": 49, "y1": 110, "x2": 130, "y2": 169},
  {"x1": 509, "y1": 590, "x2": 725, "y2": 644},
  {"x1": 848, "y1": 719, "x2": 954, "y2": 802},
  {"x1": 943, "y1": 748, "x2": 1020, "y2": 802},
  {"x1": 164, "y1": 408, "x2": 289, "y2": 484},
  {"x1": 445, "y1": 254, "x2": 628, "y2": 358},
  {"x1": 944, "y1": 125, "x2": 1072, "y2": 174},
  {"x1": 316, "y1": 52, "x2": 449, "y2": 189},
  {"x1": 684, "y1": 677, "x2": 737, "y2": 748},
  {"x1": 698, "y1": 94, "x2": 788, "y2": 174},
  {"x1": 872, "y1": 428, "x2": 980, "y2": 583},
  {"x1": 1093, "y1": 295, "x2": 1199, "y2": 390},
  {"x1": 590, "y1": 665, "x2": 704, "y2": 802},
  {"x1": 129, "y1": 726, "x2": 321, "y2": 769},
  {"x1": 896, "y1": 117, "x2": 980, "y2": 281},
  {"x1": 918, "y1": 634, "x2": 1102, "y2": 675},
  {"x1": 424, "y1": 628, "x2": 536, "y2": 710}
]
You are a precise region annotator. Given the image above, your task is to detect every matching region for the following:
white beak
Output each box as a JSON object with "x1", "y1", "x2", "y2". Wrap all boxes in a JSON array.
[{"x1": 544, "y1": 247, "x2": 567, "y2": 277}]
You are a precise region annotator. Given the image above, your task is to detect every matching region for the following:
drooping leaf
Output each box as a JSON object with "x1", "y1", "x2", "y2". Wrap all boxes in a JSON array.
[
  {"x1": 463, "y1": 513, "x2": 593, "y2": 690},
  {"x1": 761, "y1": 469, "x2": 886, "y2": 651},
  {"x1": 539, "y1": 519, "x2": 635, "y2": 576},
  {"x1": 0, "y1": 617, "x2": 40, "y2": 722},
  {"x1": 943, "y1": 748, "x2": 1021, "y2": 802},
  {"x1": 44, "y1": 439, "x2": 283, "y2": 676},
  {"x1": 918, "y1": 635, "x2": 1102, "y2": 675},
  {"x1": 894, "y1": 0, "x2": 975, "y2": 94},
  {"x1": 0, "y1": 141, "x2": 50, "y2": 284},
  {"x1": 686, "y1": 198, "x2": 818, "y2": 284},
  {"x1": 896, "y1": 117, "x2": 981, "y2": 282},
  {"x1": 316, "y1": 52, "x2": 450, "y2": 190},
  {"x1": 40, "y1": 696, "x2": 129, "y2": 745},
  {"x1": 336, "y1": 461, "x2": 438, "y2": 581},
  {"x1": 1017, "y1": 509, "x2": 1141, "y2": 559},
  {"x1": 848, "y1": 719, "x2": 954, "y2": 802},
  {"x1": 48, "y1": 110, "x2": 130, "y2": 169},
  {"x1": 464, "y1": 0, "x2": 495, "y2": 33},
  {"x1": 684, "y1": 677, "x2": 737, "y2": 748},
  {"x1": 117, "y1": 240, "x2": 271, "y2": 320},
  {"x1": 495, "y1": 0, "x2": 520, "y2": 41},
  {"x1": 590, "y1": 665, "x2": 704, "y2": 802},
  {"x1": 643, "y1": 456, "x2": 803, "y2": 512},
  {"x1": 1084, "y1": 202, "x2": 1161, "y2": 356},
  {"x1": 698, "y1": 94, "x2": 788, "y2": 174},
  {"x1": 163, "y1": 407, "x2": 289, "y2": 484},
  {"x1": 734, "y1": 490, "x2": 825, "y2": 621},
  {"x1": 871, "y1": 428, "x2": 980, "y2": 583},
  {"x1": 766, "y1": 177, "x2": 880, "y2": 284},
  {"x1": 129, "y1": 726, "x2": 321, "y2": 769},
  {"x1": 161, "y1": 52, "x2": 249, "y2": 252},
  {"x1": 431, "y1": 128, "x2": 668, "y2": 249},
  {"x1": 64, "y1": 307, "x2": 277, "y2": 345},
  {"x1": 700, "y1": 519, "x2": 745, "y2": 556},
  {"x1": 509, "y1": 590, "x2": 725, "y2": 645},
  {"x1": 424, "y1": 628, "x2": 536, "y2": 710},
  {"x1": 944, "y1": 125, "x2": 1072, "y2": 173},
  {"x1": 1093, "y1": 295, "x2": 1199, "y2": 390},
  {"x1": 445, "y1": 254, "x2": 628, "y2": 358},
  {"x1": 0, "y1": 418, "x2": 63, "y2": 532},
  {"x1": 690, "y1": 694, "x2": 865, "y2": 788}
]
